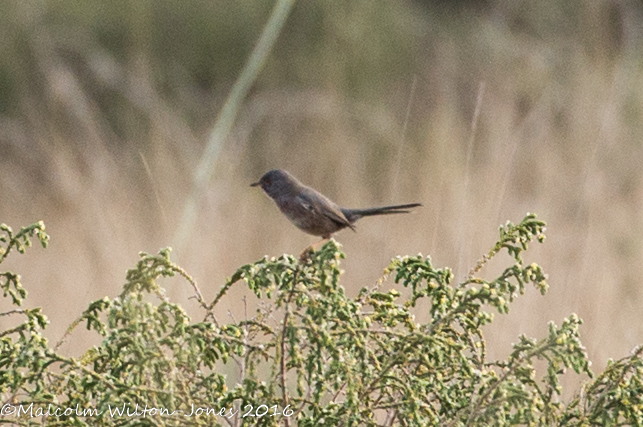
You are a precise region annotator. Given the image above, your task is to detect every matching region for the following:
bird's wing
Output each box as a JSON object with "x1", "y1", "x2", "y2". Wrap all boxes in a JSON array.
[{"x1": 297, "y1": 189, "x2": 354, "y2": 230}]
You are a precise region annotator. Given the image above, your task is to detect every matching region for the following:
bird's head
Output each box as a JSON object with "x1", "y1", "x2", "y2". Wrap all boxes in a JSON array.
[{"x1": 250, "y1": 169, "x2": 300, "y2": 199}]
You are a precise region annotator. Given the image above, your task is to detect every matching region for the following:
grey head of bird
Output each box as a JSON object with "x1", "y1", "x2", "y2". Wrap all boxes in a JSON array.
[{"x1": 250, "y1": 169, "x2": 303, "y2": 200}]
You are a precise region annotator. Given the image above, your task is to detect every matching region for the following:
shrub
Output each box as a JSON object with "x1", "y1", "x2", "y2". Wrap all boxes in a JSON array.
[{"x1": 1, "y1": 215, "x2": 642, "y2": 426}]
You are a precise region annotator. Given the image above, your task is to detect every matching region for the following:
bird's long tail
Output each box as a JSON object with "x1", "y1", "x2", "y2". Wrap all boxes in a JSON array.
[{"x1": 343, "y1": 203, "x2": 421, "y2": 221}]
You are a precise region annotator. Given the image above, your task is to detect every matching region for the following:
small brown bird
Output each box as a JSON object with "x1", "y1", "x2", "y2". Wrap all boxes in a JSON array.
[{"x1": 251, "y1": 169, "x2": 421, "y2": 239}]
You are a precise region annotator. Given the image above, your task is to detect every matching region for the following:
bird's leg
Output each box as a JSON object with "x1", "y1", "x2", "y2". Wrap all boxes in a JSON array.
[{"x1": 299, "y1": 236, "x2": 330, "y2": 262}]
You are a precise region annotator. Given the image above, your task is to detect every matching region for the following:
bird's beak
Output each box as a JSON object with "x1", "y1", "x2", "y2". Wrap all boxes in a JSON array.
[{"x1": 250, "y1": 181, "x2": 260, "y2": 187}]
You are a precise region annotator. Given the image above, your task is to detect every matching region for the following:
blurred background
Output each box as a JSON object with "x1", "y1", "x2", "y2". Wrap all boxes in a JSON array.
[{"x1": 1, "y1": 0, "x2": 643, "y2": 392}]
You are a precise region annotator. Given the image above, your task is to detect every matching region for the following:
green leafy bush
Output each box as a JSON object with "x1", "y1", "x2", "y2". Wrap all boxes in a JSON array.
[{"x1": 1, "y1": 215, "x2": 642, "y2": 426}]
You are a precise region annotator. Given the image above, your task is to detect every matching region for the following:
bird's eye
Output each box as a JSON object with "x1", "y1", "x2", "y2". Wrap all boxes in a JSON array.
[{"x1": 264, "y1": 177, "x2": 271, "y2": 186}]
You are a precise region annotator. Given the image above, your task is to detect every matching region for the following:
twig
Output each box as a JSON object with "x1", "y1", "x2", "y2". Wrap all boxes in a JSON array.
[{"x1": 279, "y1": 267, "x2": 300, "y2": 427}]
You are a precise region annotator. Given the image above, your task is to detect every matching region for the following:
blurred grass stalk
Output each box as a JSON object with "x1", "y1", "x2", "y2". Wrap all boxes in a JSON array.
[{"x1": 173, "y1": 0, "x2": 296, "y2": 254}]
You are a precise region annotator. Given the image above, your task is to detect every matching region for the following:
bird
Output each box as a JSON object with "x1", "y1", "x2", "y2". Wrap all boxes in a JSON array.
[{"x1": 251, "y1": 169, "x2": 421, "y2": 240}]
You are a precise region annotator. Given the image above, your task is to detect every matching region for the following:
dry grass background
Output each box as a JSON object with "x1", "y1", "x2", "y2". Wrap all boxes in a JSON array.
[{"x1": 2, "y1": 0, "x2": 643, "y2": 393}]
